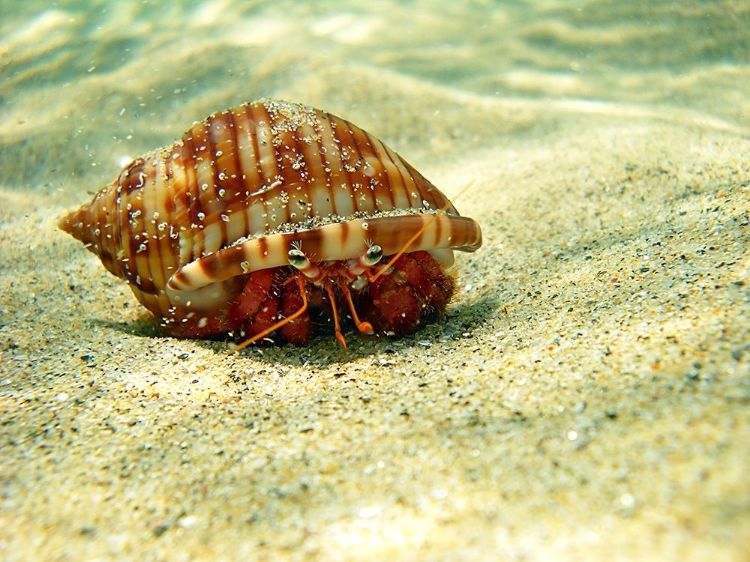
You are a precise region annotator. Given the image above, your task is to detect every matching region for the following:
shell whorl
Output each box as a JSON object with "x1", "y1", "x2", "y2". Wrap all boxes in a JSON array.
[{"x1": 59, "y1": 99, "x2": 482, "y2": 319}]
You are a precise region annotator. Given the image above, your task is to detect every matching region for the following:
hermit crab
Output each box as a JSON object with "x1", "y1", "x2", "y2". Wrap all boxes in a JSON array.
[{"x1": 59, "y1": 99, "x2": 482, "y2": 349}]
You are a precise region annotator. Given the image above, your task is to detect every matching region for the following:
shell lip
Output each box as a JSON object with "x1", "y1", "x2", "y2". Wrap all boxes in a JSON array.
[{"x1": 167, "y1": 213, "x2": 481, "y2": 300}]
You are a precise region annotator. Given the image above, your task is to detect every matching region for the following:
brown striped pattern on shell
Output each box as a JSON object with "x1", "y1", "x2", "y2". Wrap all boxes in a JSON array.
[{"x1": 59, "y1": 99, "x2": 482, "y2": 324}]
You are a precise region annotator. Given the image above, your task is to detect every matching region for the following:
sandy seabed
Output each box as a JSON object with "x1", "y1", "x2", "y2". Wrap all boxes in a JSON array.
[{"x1": 1, "y1": 2, "x2": 749, "y2": 561}]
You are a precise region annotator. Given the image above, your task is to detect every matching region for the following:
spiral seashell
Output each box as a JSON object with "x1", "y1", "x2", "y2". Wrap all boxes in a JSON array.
[{"x1": 59, "y1": 99, "x2": 482, "y2": 342}]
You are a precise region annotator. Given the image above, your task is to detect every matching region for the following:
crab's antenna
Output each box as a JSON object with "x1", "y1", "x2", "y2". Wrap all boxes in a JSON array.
[{"x1": 370, "y1": 180, "x2": 475, "y2": 282}]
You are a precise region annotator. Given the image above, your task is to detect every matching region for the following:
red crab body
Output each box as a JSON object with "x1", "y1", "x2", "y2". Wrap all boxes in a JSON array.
[{"x1": 165, "y1": 250, "x2": 453, "y2": 346}]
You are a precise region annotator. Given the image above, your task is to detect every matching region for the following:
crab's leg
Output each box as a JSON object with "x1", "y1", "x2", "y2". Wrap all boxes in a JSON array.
[
  {"x1": 227, "y1": 275, "x2": 309, "y2": 353},
  {"x1": 339, "y1": 282, "x2": 374, "y2": 336},
  {"x1": 324, "y1": 283, "x2": 347, "y2": 348}
]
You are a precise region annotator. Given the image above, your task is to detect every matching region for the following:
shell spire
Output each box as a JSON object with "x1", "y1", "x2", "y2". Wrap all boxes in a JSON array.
[
  {"x1": 58, "y1": 204, "x2": 89, "y2": 243},
  {"x1": 59, "y1": 180, "x2": 128, "y2": 282}
]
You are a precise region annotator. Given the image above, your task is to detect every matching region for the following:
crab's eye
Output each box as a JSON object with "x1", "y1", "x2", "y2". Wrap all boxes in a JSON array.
[
  {"x1": 288, "y1": 248, "x2": 309, "y2": 269},
  {"x1": 363, "y1": 244, "x2": 383, "y2": 266}
]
